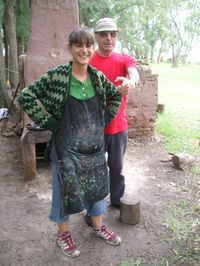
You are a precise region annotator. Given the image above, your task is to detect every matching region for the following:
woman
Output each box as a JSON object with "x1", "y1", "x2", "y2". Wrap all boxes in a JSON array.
[{"x1": 18, "y1": 27, "x2": 122, "y2": 258}]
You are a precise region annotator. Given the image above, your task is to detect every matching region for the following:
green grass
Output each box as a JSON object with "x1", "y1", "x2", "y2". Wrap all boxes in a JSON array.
[
  {"x1": 150, "y1": 63, "x2": 200, "y2": 155},
  {"x1": 165, "y1": 199, "x2": 200, "y2": 265},
  {"x1": 147, "y1": 64, "x2": 200, "y2": 263},
  {"x1": 192, "y1": 165, "x2": 200, "y2": 175},
  {"x1": 121, "y1": 63, "x2": 200, "y2": 265},
  {"x1": 120, "y1": 258, "x2": 146, "y2": 266}
]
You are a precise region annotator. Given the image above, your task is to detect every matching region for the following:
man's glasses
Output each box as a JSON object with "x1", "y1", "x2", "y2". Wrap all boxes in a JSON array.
[{"x1": 98, "y1": 31, "x2": 117, "y2": 38}]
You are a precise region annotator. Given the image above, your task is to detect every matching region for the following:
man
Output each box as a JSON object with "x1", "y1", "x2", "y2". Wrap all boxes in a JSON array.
[{"x1": 90, "y1": 17, "x2": 140, "y2": 208}]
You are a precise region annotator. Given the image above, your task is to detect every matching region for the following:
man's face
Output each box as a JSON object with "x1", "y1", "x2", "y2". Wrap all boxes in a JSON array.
[{"x1": 95, "y1": 31, "x2": 117, "y2": 54}]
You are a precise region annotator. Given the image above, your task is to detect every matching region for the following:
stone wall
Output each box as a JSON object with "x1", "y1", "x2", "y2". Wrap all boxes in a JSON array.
[{"x1": 126, "y1": 64, "x2": 158, "y2": 138}]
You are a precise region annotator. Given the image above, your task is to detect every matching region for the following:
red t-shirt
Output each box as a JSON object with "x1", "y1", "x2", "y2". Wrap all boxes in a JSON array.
[{"x1": 89, "y1": 51, "x2": 136, "y2": 134}]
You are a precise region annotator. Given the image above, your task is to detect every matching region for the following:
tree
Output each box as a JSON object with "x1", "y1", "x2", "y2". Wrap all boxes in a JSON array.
[
  {"x1": 160, "y1": 0, "x2": 200, "y2": 67},
  {"x1": 0, "y1": 0, "x2": 199, "y2": 107},
  {"x1": 16, "y1": 0, "x2": 31, "y2": 55},
  {"x1": 78, "y1": 0, "x2": 114, "y2": 27},
  {"x1": 0, "y1": 0, "x2": 30, "y2": 108},
  {"x1": 79, "y1": 0, "x2": 200, "y2": 67},
  {"x1": 0, "y1": 0, "x2": 11, "y2": 108},
  {"x1": 179, "y1": 0, "x2": 200, "y2": 64},
  {"x1": 3, "y1": 0, "x2": 19, "y2": 90}
]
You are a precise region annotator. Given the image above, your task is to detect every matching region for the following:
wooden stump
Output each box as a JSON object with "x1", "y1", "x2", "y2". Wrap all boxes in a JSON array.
[
  {"x1": 119, "y1": 195, "x2": 141, "y2": 225},
  {"x1": 161, "y1": 152, "x2": 195, "y2": 171},
  {"x1": 157, "y1": 103, "x2": 165, "y2": 113}
]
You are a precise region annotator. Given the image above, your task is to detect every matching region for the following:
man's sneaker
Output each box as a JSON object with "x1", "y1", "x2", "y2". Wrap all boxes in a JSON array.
[
  {"x1": 92, "y1": 224, "x2": 121, "y2": 245},
  {"x1": 57, "y1": 231, "x2": 80, "y2": 258},
  {"x1": 84, "y1": 214, "x2": 93, "y2": 227}
]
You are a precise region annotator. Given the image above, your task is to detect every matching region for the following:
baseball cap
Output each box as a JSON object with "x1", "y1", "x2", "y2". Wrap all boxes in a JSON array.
[{"x1": 94, "y1": 18, "x2": 118, "y2": 32}]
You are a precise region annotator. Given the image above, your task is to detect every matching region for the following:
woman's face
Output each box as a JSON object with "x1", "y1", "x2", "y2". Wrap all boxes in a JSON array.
[{"x1": 68, "y1": 42, "x2": 94, "y2": 66}]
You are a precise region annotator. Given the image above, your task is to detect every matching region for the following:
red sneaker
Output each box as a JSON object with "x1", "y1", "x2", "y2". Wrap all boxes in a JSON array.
[
  {"x1": 92, "y1": 224, "x2": 121, "y2": 245},
  {"x1": 57, "y1": 231, "x2": 80, "y2": 258}
]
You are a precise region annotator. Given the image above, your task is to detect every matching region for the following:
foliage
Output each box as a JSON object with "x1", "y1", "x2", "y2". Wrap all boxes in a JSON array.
[
  {"x1": 0, "y1": 0, "x2": 200, "y2": 105},
  {"x1": 0, "y1": 0, "x2": 4, "y2": 21},
  {"x1": 78, "y1": 0, "x2": 114, "y2": 27},
  {"x1": 78, "y1": 0, "x2": 200, "y2": 65},
  {"x1": 16, "y1": 0, "x2": 31, "y2": 48}
]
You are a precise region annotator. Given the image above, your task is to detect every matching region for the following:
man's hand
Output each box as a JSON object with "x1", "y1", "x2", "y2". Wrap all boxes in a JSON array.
[{"x1": 115, "y1": 76, "x2": 137, "y2": 95}]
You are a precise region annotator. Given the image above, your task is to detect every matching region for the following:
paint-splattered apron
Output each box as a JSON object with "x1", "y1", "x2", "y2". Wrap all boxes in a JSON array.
[{"x1": 51, "y1": 94, "x2": 109, "y2": 216}]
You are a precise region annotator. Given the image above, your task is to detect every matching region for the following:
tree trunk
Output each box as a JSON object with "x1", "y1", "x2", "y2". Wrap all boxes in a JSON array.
[
  {"x1": 171, "y1": 45, "x2": 178, "y2": 68},
  {"x1": 150, "y1": 45, "x2": 154, "y2": 62},
  {"x1": 17, "y1": 37, "x2": 25, "y2": 56},
  {"x1": 4, "y1": 0, "x2": 19, "y2": 91},
  {"x1": 2, "y1": 24, "x2": 9, "y2": 82},
  {"x1": 157, "y1": 41, "x2": 164, "y2": 63},
  {"x1": 0, "y1": 20, "x2": 11, "y2": 108}
]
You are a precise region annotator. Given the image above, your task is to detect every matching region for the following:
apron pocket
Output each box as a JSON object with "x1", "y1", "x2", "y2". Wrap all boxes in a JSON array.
[{"x1": 69, "y1": 149, "x2": 109, "y2": 202}]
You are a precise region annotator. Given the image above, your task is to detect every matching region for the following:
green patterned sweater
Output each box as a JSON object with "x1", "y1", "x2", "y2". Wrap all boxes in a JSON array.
[{"x1": 18, "y1": 62, "x2": 122, "y2": 133}]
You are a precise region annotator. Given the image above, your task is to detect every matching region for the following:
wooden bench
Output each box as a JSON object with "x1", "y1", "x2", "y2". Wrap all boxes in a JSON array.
[{"x1": 20, "y1": 114, "x2": 51, "y2": 180}]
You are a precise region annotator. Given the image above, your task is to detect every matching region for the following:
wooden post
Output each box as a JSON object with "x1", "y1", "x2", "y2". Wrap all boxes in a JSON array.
[
  {"x1": 119, "y1": 194, "x2": 141, "y2": 225},
  {"x1": 21, "y1": 123, "x2": 51, "y2": 180},
  {"x1": 157, "y1": 103, "x2": 165, "y2": 113}
]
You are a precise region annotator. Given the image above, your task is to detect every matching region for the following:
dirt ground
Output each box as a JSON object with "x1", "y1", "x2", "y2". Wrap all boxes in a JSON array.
[{"x1": 0, "y1": 123, "x2": 199, "y2": 266}]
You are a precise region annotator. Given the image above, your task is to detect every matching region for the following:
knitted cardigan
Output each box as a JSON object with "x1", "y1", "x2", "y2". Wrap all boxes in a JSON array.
[{"x1": 18, "y1": 62, "x2": 122, "y2": 133}]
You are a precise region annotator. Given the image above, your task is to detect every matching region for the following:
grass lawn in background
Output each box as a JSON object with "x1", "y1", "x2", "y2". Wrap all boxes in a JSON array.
[{"x1": 150, "y1": 63, "x2": 200, "y2": 155}]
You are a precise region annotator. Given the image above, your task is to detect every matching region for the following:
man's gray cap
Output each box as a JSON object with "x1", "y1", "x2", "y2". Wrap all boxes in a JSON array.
[{"x1": 94, "y1": 18, "x2": 118, "y2": 32}]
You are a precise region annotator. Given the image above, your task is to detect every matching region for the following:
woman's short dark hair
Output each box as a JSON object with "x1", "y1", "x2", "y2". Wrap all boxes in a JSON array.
[{"x1": 68, "y1": 27, "x2": 94, "y2": 46}]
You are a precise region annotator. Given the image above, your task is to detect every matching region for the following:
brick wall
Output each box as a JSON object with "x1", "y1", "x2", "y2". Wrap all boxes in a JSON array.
[{"x1": 126, "y1": 64, "x2": 158, "y2": 138}]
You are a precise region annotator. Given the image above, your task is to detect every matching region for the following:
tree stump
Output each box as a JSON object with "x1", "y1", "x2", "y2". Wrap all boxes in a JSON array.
[
  {"x1": 157, "y1": 103, "x2": 165, "y2": 113},
  {"x1": 119, "y1": 195, "x2": 141, "y2": 225},
  {"x1": 161, "y1": 152, "x2": 195, "y2": 171}
]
